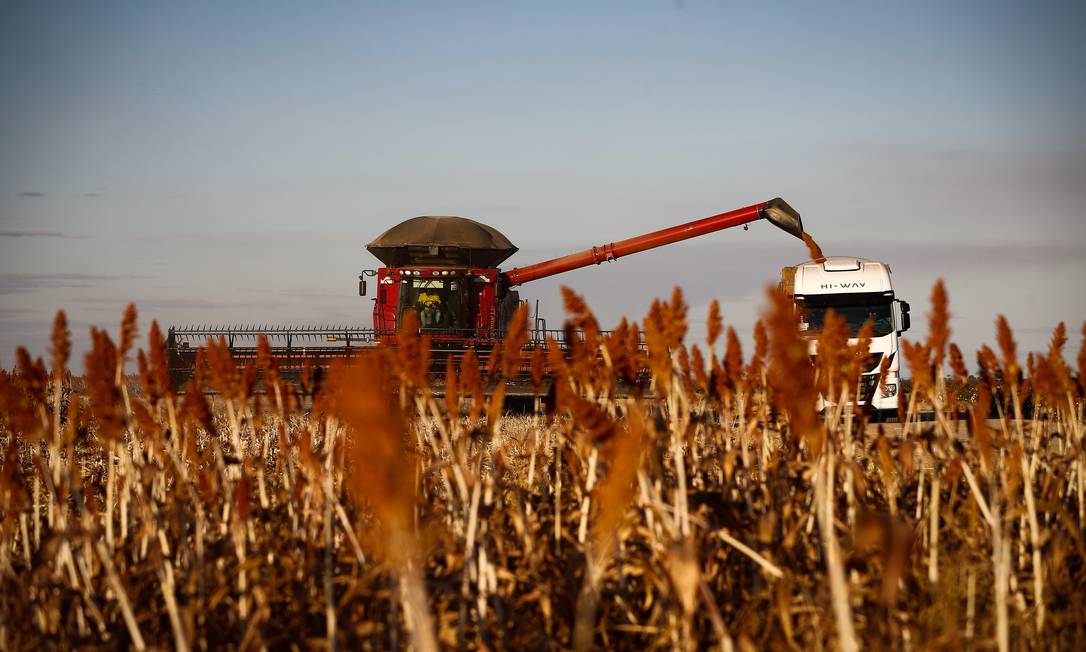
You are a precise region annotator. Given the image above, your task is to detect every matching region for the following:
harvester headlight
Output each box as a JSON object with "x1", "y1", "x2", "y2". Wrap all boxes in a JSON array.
[{"x1": 881, "y1": 383, "x2": 897, "y2": 398}]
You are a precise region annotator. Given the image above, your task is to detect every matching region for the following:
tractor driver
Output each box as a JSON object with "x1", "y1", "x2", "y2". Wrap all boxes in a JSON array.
[{"x1": 417, "y1": 290, "x2": 444, "y2": 328}]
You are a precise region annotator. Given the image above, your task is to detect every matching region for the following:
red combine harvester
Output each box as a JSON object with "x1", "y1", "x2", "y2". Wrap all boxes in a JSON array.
[{"x1": 167, "y1": 198, "x2": 803, "y2": 393}]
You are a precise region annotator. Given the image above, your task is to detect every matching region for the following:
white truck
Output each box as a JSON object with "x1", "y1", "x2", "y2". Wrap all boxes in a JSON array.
[{"x1": 780, "y1": 256, "x2": 911, "y2": 420}]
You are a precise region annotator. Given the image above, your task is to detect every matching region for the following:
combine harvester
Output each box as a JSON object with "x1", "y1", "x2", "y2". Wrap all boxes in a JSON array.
[{"x1": 168, "y1": 198, "x2": 804, "y2": 394}]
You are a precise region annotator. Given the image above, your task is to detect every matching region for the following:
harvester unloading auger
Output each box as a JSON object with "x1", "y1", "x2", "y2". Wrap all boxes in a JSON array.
[{"x1": 167, "y1": 198, "x2": 803, "y2": 392}]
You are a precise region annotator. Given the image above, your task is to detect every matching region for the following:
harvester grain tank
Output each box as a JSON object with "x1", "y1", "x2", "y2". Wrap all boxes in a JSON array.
[{"x1": 168, "y1": 198, "x2": 803, "y2": 389}]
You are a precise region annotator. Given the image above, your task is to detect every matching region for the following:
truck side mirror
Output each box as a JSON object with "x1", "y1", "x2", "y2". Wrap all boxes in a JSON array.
[
  {"x1": 895, "y1": 300, "x2": 911, "y2": 334},
  {"x1": 359, "y1": 278, "x2": 367, "y2": 296}
]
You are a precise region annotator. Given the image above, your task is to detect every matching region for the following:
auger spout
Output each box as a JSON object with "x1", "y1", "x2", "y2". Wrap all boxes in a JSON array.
[{"x1": 501, "y1": 197, "x2": 802, "y2": 287}]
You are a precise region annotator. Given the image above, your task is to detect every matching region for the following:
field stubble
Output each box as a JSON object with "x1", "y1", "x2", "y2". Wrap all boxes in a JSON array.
[{"x1": 1, "y1": 283, "x2": 1085, "y2": 651}]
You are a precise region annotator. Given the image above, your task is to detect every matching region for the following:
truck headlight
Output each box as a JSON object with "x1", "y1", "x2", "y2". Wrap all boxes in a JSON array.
[{"x1": 881, "y1": 383, "x2": 897, "y2": 398}]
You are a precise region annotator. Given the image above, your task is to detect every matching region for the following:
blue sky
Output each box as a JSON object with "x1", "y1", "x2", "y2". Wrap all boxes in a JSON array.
[{"x1": 2, "y1": 1, "x2": 1084, "y2": 369}]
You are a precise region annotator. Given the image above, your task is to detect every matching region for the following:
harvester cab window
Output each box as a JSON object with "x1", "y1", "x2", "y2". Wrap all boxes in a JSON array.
[
  {"x1": 799, "y1": 294, "x2": 894, "y2": 338},
  {"x1": 401, "y1": 278, "x2": 465, "y2": 330}
]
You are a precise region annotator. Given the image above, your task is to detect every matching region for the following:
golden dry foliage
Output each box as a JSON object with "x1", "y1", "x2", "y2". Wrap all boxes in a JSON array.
[
  {"x1": 396, "y1": 308, "x2": 431, "y2": 388},
  {"x1": 320, "y1": 357, "x2": 416, "y2": 564},
  {"x1": 460, "y1": 347, "x2": 484, "y2": 421},
  {"x1": 902, "y1": 339, "x2": 933, "y2": 397},
  {"x1": 1, "y1": 288, "x2": 1085, "y2": 652},
  {"x1": 588, "y1": 405, "x2": 643, "y2": 557},
  {"x1": 50, "y1": 311, "x2": 70, "y2": 376},
  {"x1": 561, "y1": 287, "x2": 610, "y2": 395},
  {"x1": 706, "y1": 299, "x2": 723, "y2": 348},
  {"x1": 444, "y1": 353, "x2": 461, "y2": 416},
  {"x1": 1080, "y1": 322, "x2": 1086, "y2": 397},
  {"x1": 84, "y1": 328, "x2": 125, "y2": 439},
  {"x1": 949, "y1": 342, "x2": 968, "y2": 380},
  {"x1": 748, "y1": 319, "x2": 768, "y2": 384},
  {"x1": 602, "y1": 317, "x2": 642, "y2": 388},
  {"x1": 764, "y1": 286, "x2": 821, "y2": 448},
  {"x1": 724, "y1": 326, "x2": 743, "y2": 383},
  {"x1": 501, "y1": 304, "x2": 530, "y2": 378},
  {"x1": 643, "y1": 287, "x2": 687, "y2": 396},
  {"x1": 138, "y1": 321, "x2": 173, "y2": 402},
  {"x1": 928, "y1": 280, "x2": 950, "y2": 367},
  {"x1": 815, "y1": 308, "x2": 851, "y2": 399}
]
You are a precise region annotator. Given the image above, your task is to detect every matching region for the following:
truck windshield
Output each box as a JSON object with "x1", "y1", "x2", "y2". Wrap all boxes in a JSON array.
[
  {"x1": 799, "y1": 295, "x2": 893, "y2": 337},
  {"x1": 400, "y1": 278, "x2": 466, "y2": 330}
]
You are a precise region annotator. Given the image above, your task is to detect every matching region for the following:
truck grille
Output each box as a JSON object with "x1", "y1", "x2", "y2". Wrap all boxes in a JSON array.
[
  {"x1": 859, "y1": 373, "x2": 879, "y2": 400},
  {"x1": 808, "y1": 352, "x2": 885, "y2": 374}
]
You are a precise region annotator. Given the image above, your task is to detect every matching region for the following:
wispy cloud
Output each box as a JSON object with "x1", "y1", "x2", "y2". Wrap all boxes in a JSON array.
[
  {"x1": 69, "y1": 297, "x2": 288, "y2": 311},
  {"x1": 0, "y1": 230, "x2": 87, "y2": 239},
  {"x1": 0, "y1": 273, "x2": 151, "y2": 295},
  {"x1": 278, "y1": 290, "x2": 345, "y2": 299},
  {"x1": 16, "y1": 191, "x2": 46, "y2": 198},
  {"x1": 0, "y1": 306, "x2": 42, "y2": 321}
]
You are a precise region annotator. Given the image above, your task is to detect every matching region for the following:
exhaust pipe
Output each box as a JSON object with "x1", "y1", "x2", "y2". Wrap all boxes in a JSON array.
[{"x1": 760, "y1": 197, "x2": 804, "y2": 240}]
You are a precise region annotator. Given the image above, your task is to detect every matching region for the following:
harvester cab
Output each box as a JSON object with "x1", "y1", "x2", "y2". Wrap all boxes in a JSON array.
[{"x1": 365, "y1": 215, "x2": 522, "y2": 342}]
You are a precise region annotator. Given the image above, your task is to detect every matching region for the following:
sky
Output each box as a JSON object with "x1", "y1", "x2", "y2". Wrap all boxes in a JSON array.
[{"x1": 2, "y1": 0, "x2": 1085, "y2": 372}]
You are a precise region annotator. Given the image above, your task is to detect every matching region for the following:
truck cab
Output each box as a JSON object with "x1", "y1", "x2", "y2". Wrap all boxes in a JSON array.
[{"x1": 781, "y1": 256, "x2": 911, "y2": 418}]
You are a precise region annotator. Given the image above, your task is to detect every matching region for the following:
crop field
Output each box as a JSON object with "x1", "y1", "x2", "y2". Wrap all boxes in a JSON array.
[{"x1": 1, "y1": 283, "x2": 1084, "y2": 650}]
